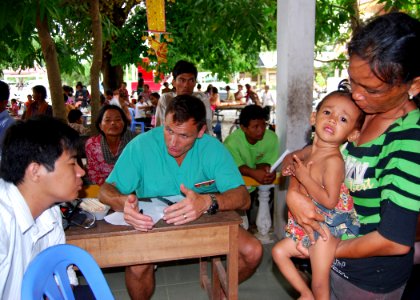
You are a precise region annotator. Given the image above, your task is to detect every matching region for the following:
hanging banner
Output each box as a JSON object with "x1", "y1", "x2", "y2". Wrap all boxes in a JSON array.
[{"x1": 146, "y1": 0, "x2": 166, "y2": 33}]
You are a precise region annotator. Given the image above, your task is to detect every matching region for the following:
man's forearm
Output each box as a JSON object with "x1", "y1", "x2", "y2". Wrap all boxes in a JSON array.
[
  {"x1": 98, "y1": 183, "x2": 127, "y2": 211},
  {"x1": 217, "y1": 185, "x2": 250, "y2": 211}
]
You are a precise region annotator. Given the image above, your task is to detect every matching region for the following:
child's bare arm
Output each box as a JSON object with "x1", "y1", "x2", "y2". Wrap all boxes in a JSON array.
[{"x1": 294, "y1": 155, "x2": 344, "y2": 209}]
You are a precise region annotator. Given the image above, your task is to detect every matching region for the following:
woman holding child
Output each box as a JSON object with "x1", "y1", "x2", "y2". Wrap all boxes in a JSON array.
[{"x1": 278, "y1": 12, "x2": 419, "y2": 299}]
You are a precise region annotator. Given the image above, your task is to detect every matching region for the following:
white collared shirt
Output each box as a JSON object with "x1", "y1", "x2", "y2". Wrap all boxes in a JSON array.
[{"x1": 0, "y1": 179, "x2": 77, "y2": 299}]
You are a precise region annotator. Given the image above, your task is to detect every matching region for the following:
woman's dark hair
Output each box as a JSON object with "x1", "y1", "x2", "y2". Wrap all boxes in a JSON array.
[
  {"x1": 166, "y1": 95, "x2": 206, "y2": 131},
  {"x1": 68, "y1": 109, "x2": 83, "y2": 123},
  {"x1": 239, "y1": 105, "x2": 266, "y2": 127},
  {"x1": 32, "y1": 85, "x2": 47, "y2": 100},
  {"x1": 0, "y1": 116, "x2": 80, "y2": 185},
  {"x1": 211, "y1": 87, "x2": 218, "y2": 94},
  {"x1": 95, "y1": 105, "x2": 129, "y2": 136},
  {"x1": 348, "y1": 12, "x2": 420, "y2": 87}
]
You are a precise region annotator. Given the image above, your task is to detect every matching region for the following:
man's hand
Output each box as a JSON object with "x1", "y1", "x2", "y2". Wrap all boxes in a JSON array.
[
  {"x1": 286, "y1": 188, "x2": 327, "y2": 244},
  {"x1": 163, "y1": 184, "x2": 210, "y2": 225},
  {"x1": 249, "y1": 165, "x2": 276, "y2": 184},
  {"x1": 123, "y1": 194, "x2": 154, "y2": 231}
]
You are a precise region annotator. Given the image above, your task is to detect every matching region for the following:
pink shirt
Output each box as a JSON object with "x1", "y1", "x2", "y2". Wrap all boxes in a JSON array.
[{"x1": 85, "y1": 135, "x2": 114, "y2": 185}]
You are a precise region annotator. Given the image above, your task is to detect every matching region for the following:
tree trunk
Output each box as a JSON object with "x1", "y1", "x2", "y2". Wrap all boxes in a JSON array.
[
  {"x1": 101, "y1": 43, "x2": 123, "y2": 93},
  {"x1": 35, "y1": 2, "x2": 66, "y2": 121},
  {"x1": 350, "y1": 0, "x2": 361, "y2": 32},
  {"x1": 90, "y1": 0, "x2": 102, "y2": 135}
]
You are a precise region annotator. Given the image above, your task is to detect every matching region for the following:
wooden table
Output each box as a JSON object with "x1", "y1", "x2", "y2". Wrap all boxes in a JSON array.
[
  {"x1": 215, "y1": 104, "x2": 245, "y2": 113},
  {"x1": 66, "y1": 210, "x2": 242, "y2": 299}
]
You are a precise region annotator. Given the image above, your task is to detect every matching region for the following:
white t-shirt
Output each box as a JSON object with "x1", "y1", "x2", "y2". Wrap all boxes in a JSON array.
[
  {"x1": 261, "y1": 91, "x2": 275, "y2": 107},
  {"x1": 109, "y1": 97, "x2": 121, "y2": 107},
  {"x1": 154, "y1": 92, "x2": 213, "y2": 134},
  {"x1": 0, "y1": 179, "x2": 77, "y2": 299},
  {"x1": 134, "y1": 101, "x2": 151, "y2": 119}
]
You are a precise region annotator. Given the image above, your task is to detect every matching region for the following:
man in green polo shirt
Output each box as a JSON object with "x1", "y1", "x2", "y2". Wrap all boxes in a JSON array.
[{"x1": 99, "y1": 94, "x2": 263, "y2": 300}]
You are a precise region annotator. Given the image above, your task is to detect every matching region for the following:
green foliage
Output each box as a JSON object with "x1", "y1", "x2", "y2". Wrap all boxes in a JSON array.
[{"x1": 113, "y1": 0, "x2": 276, "y2": 80}]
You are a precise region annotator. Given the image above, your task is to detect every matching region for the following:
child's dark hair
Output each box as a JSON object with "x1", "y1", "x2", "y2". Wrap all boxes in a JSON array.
[
  {"x1": 68, "y1": 109, "x2": 83, "y2": 123},
  {"x1": 316, "y1": 80, "x2": 365, "y2": 129}
]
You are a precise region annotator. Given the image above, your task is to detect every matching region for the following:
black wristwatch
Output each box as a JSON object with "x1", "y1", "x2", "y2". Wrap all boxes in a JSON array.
[{"x1": 207, "y1": 194, "x2": 219, "y2": 215}]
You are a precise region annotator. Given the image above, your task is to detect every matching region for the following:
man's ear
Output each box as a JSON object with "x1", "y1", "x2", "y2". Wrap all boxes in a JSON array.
[
  {"x1": 197, "y1": 124, "x2": 207, "y2": 138},
  {"x1": 347, "y1": 129, "x2": 360, "y2": 143},
  {"x1": 310, "y1": 112, "x2": 316, "y2": 126},
  {"x1": 25, "y1": 162, "x2": 43, "y2": 183}
]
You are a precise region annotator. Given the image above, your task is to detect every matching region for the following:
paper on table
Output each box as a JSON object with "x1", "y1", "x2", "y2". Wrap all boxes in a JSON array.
[
  {"x1": 104, "y1": 195, "x2": 184, "y2": 226},
  {"x1": 270, "y1": 149, "x2": 291, "y2": 173}
]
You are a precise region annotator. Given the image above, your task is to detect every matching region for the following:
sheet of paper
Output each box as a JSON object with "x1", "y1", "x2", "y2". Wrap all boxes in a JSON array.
[
  {"x1": 270, "y1": 149, "x2": 291, "y2": 173},
  {"x1": 104, "y1": 195, "x2": 184, "y2": 226}
]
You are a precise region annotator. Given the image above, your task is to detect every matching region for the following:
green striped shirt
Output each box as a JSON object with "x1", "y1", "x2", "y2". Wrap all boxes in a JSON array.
[{"x1": 333, "y1": 108, "x2": 420, "y2": 293}]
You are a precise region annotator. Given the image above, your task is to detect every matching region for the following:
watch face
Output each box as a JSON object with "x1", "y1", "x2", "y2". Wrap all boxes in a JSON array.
[{"x1": 207, "y1": 194, "x2": 218, "y2": 215}]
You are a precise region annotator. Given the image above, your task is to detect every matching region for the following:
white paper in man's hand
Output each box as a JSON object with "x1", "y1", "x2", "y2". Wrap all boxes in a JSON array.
[
  {"x1": 104, "y1": 195, "x2": 184, "y2": 226},
  {"x1": 270, "y1": 149, "x2": 291, "y2": 173}
]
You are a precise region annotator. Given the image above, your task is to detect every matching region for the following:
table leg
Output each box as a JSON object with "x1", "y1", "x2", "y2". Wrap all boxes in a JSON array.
[
  {"x1": 226, "y1": 224, "x2": 238, "y2": 300},
  {"x1": 255, "y1": 184, "x2": 275, "y2": 243}
]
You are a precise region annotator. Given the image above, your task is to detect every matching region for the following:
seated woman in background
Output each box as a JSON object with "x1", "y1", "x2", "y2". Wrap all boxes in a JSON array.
[
  {"x1": 85, "y1": 105, "x2": 136, "y2": 185},
  {"x1": 67, "y1": 109, "x2": 90, "y2": 136},
  {"x1": 22, "y1": 85, "x2": 52, "y2": 120}
]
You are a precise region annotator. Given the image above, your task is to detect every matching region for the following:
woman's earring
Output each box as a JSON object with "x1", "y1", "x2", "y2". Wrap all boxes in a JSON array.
[{"x1": 408, "y1": 93, "x2": 413, "y2": 100}]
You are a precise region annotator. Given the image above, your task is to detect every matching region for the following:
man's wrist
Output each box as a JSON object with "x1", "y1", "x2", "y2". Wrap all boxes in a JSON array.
[{"x1": 206, "y1": 194, "x2": 219, "y2": 215}]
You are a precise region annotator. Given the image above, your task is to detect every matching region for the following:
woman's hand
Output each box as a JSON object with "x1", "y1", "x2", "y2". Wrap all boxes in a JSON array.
[{"x1": 286, "y1": 187, "x2": 327, "y2": 244}]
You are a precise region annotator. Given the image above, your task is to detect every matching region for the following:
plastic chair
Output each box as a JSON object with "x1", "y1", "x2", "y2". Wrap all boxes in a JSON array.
[
  {"x1": 21, "y1": 244, "x2": 114, "y2": 300},
  {"x1": 129, "y1": 107, "x2": 145, "y2": 133}
]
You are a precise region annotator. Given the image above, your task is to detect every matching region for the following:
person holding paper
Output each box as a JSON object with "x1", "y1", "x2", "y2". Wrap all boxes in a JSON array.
[
  {"x1": 99, "y1": 94, "x2": 262, "y2": 300},
  {"x1": 223, "y1": 105, "x2": 279, "y2": 228},
  {"x1": 223, "y1": 105, "x2": 279, "y2": 187}
]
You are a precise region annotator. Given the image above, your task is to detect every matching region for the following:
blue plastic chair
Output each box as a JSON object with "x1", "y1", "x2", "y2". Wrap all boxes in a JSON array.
[
  {"x1": 21, "y1": 244, "x2": 114, "y2": 300},
  {"x1": 129, "y1": 107, "x2": 145, "y2": 133}
]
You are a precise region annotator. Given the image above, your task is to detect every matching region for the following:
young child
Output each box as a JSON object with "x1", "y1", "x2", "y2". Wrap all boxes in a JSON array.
[{"x1": 272, "y1": 89, "x2": 364, "y2": 300}]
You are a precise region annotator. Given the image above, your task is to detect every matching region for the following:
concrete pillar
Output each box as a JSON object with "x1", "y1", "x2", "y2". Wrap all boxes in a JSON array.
[{"x1": 274, "y1": 0, "x2": 316, "y2": 238}]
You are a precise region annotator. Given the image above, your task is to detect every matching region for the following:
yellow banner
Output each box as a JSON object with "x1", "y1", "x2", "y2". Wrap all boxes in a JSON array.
[{"x1": 146, "y1": 0, "x2": 166, "y2": 33}]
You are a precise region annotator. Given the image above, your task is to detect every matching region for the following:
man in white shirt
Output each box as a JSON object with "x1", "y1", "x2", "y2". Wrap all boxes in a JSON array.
[
  {"x1": 261, "y1": 85, "x2": 275, "y2": 120},
  {"x1": 154, "y1": 60, "x2": 213, "y2": 134},
  {"x1": 0, "y1": 116, "x2": 85, "y2": 299}
]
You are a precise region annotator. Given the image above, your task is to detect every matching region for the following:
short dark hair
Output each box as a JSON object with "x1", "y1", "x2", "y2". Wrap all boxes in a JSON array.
[
  {"x1": 32, "y1": 85, "x2": 47, "y2": 100},
  {"x1": 105, "y1": 89, "x2": 113, "y2": 97},
  {"x1": 172, "y1": 60, "x2": 198, "y2": 80},
  {"x1": 348, "y1": 12, "x2": 420, "y2": 86},
  {"x1": 67, "y1": 109, "x2": 83, "y2": 123},
  {"x1": 150, "y1": 92, "x2": 160, "y2": 99},
  {"x1": 0, "y1": 80, "x2": 10, "y2": 101},
  {"x1": 165, "y1": 95, "x2": 206, "y2": 130},
  {"x1": 0, "y1": 116, "x2": 80, "y2": 185},
  {"x1": 95, "y1": 105, "x2": 129, "y2": 136},
  {"x1": 239, "y1": 105, "x2": 266, "y2": 127}
]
